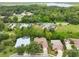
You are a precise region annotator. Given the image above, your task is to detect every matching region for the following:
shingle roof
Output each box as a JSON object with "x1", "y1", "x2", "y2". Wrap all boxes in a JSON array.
[
  {"x1": 73, "y1": 40, "x2": 79, "y2": 48},
  {"x1": 51, "y1": 40, "x2": 63, "y2": 50},
  {"x1": 34, "y1": 37, "x2": 48, "y2": 48}
]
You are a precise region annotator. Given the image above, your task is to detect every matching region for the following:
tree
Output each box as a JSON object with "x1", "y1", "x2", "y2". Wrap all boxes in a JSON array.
[
  {"x1": 16, "y1": 45, "x2": 25, "y2": 55},
  {"x1": 7, "y1": 17, "x2": 13, "y2": 23},
  {"x1": 63, "y1": 45, "x2": 79, "y2": 57},
  {"x1": 2, "y1": 40, "x2": 14, "y2": 46},
  {"x1": 21, "y1": 16, "x2": 29, "y2": 23},
  {"x1": 2, "y1": 16, "x2": 9, "y2": 23},
  {"x1": 0, "y1": 45, "x2": 5, "y2": 52},
  {"x1": 52, "y1": 32, "x2": 68, "y2": 42},
  {"x1": 65, "y1": 49, "x2": 79, "y2": 57},
  {"x1": 0, "y1": 32, "x2": 9, "y2": 42},
  {"x1": 26, "y1": 42, "x2": 43, "y2": 55},
  {"x1": 13, "y1": 16, "x2": 18, "y2": 22},
  {"x1": 44, "y1": 31, "x2": 52, "y2": 40},
  {"x1": 0, "y1": 20, "x2": 5, "y2": 31}
]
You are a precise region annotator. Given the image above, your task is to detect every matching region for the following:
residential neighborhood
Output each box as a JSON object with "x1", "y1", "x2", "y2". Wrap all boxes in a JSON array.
[{"x1": 0, "y1": 2, "x2": 79, "y2": 57}]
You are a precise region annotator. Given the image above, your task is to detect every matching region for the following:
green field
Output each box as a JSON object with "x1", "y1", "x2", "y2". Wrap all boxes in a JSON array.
[{"x1": 56, "y1": 24, "x2": 79, "y2": 33}]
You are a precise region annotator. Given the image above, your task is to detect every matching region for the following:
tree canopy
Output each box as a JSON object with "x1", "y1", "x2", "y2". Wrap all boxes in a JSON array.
[{"x1": 0, "y1": 5, "x2": 79, "y2": 24}]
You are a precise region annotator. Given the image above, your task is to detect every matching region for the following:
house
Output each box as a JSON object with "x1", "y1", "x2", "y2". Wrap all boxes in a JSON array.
[
  {"x1": 15, "y1": 36, "x2": 30, "y2": 48},
  {"x1": 8, "y1": 23, "x2": 16, "y2": 30},
  {"x1": 26, "y1": 12, "x2": 33, "y2": 16},
  {"x1": 19, "y1": 24, "x2": 29, "y2": 29},
  {"x1": 40, "y1": 23, "x2": 56, "y2": 31},
  {"x1": 0, "y1": 15, "x2": 5, "y2": 19},
  {"x1": 65, "y1": 38, "x2": 79, "y2": 49},
  {"x1": 72, "y1": 39, "x2": 79, "y2": 49},
  {"x1": 51, "y1": 40, "x2": 63, "y2": 57},
  {"x1": 13, "y1": 11, "x2": 26, "y2": 16},
  {"x1": 19, "y1": 23, "x2": 32, "y2": 29},
  {"x1": 51, "y1": 40, "x2": 63, "y2": 50},
  {"x1": 34, "y1": 37, "x2": 48, "y2": 55},
  {"x1": 21, "y1": 12, "x2": 26, "y2": 16}
]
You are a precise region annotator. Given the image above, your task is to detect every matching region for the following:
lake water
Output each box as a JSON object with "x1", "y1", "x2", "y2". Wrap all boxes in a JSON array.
[{"x1": 47, "y1": 3, "x2": 73, "y2": 7}]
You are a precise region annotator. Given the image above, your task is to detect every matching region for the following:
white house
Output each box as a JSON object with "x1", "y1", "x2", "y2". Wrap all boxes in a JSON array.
[
  {"x1": 40, "y1": 23, "x2": 56, "y2": 31},
  {"x1": 19, "y1": 24, "x2": 29, "y2": 29},
  {"x1": 15, "y1": 36, "x2": 30, "y2": 48},
  {"x1": 8, "y1": 23, "x2": 16, "y2": 30},
  {"x1": 26, "y1": 12, "x2": 33, "y2": 16}
]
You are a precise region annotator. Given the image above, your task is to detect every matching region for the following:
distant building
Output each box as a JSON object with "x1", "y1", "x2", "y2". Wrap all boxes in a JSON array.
[
  {"x1": 26, "y1": 12, "x2": 33, "y2": 16},
  {"x1": 13, "y1": 11, "x2": 33, "y2": 22},
  {"x1": 15, "y1": 36, "x2": 30, "y2": 48},
  {"x1": 13, "y1": 12, "x2": 26, "y2": 16},
  {"x1": 8, "y1": 23, "x2": 16, "y2": 30},
  {"x1": 19, "y1": 24, "x2": 29, "y2": 29},
  {"x1": 0, "y1": 15, "x2": 5, "y2": 19},
  {"x1": 21, "y1": 12, "x2": 26, "y2": 16},
  {"x1": 40, "y1": 23, "x2": 56, "y2": 31},
  {"x1": 13, "y1": 11, "x2": 33, "y2": 16}
]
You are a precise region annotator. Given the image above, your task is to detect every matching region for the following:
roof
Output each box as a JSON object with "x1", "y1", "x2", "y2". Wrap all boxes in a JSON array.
[
  {"x1": 41, "y1": 23, "x2": 56, "y2": 29},
  {"x1": 34, "y1": 37, "x2": 48, "y2": 48},
  {"x1": 20, "y1": 24, "x2": 29, "y2": 29},
  {"x1": 15, "y1": 36, "x2": 30, "y2": 48},
  {"x1": 9, "y1": 23, "x2": 16, "y2": 29},
  {"x1": 73, "y1": 40, "x2": 79, "y2": 48},
  {"x1": 51, "y1": 40, "x2": 63, "y2": 50},
  {"x1": 26, "y1": 12, "x2": 33, "y2": 16},
  {"x1": 65, "y1": 38, "x2": 79, "y2": 49}
]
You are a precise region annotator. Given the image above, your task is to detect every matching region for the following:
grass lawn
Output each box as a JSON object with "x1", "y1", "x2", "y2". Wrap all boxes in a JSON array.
[
  {"x1": 0, "y1": 31, "x2": 16, "y2": 57},
  {"x1": 0, "y1": 46, "x2": 16, "y2": 57},
  {"x1": 56, "y1": 24, "x2": 79, "y2": 33}
]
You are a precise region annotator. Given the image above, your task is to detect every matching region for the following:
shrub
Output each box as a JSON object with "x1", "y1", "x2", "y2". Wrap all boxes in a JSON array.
[
  {"x1": 2, "y1": 40, "x2": 14, "y2": 46},
  {"x1": 3, "y1": 51, "x2": 7, "y2": 54},
  {"x1": 52, "y1": 32, "x2": 68, "y2": 42},
  {"x1": 44, "y1": 31, "x2": 52, "y2": 41},
  {"x1": 0, "y1": 20, "x2": 5, "y2": 31},
  {"x1": 16, "y1": 45, "x2": 25, "y2": 55},
  {"x1": 26, "y1": 42, "x2": 43, "y2": 55},
  {"x1": 9, "y1": 49, "x2": 13, "y2": 52},
  {"x1": 63, "y1": 45, "x2": 79, "y2": 57},
  {"x1": 0, "y1": 32, "x2": 9, "y2": 42},
  {"x1": 13, "y1": 16, "x2": 18, "y2": 22},
  {"x1": 67, "y1": 50, "x2": 79, "y2": 57},
  {"x1": 0, "y1": 45, "x2": 5, "y2": 52}
]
